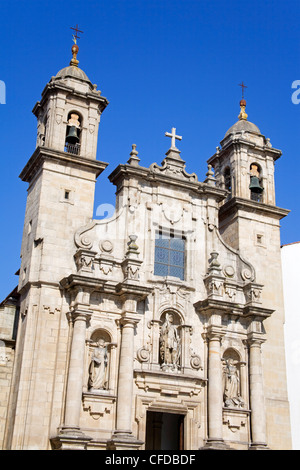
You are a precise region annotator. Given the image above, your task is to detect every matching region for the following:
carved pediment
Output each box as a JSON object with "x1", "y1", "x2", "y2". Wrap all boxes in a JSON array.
[{"x1": 149, "y1": 148, "x2": 198, "y2": 183}]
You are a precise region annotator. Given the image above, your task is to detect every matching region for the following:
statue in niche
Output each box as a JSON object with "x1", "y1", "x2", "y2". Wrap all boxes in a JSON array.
[
  {"x1": 222, "y1": 357, "x2": 245, "y2": 408},
  {"x1": 88, "y1": 338, "x2": 108, "y2": 391},
  {"x1": 159, "y1": 313, "x2": 181, "y2": 371}
]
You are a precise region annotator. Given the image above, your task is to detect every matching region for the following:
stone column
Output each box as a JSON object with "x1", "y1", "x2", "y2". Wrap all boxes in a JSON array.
[
  {"x1": 248, "y1": 336, "x2": 268, "y2": 449},
  {"x1": 108, "y1": 314, "x2": 143, "y2": 450},
  {"x1": 206, "y1": 328, "x2": 225, "y2": 447},
  {"x1": 51, "y1": 309, "x2": 91, "y2": 450},
  {"x1": 63, "y1": 309, "x2": 91, "y2": 433}
]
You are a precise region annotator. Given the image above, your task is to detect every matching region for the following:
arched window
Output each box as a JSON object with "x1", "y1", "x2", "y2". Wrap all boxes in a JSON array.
[
  {"x1": 65, "y1": 111, "x2": 81, "y2": 155},
  {"x1": 249, "y1": 163, "x2": 263, "y2": 202}
]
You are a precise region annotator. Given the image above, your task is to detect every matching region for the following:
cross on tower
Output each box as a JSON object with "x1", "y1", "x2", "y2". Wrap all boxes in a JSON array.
[
  {"x1": 70, "y1": 24, "x2": 84, "y2": 44},
  {"x1": 238, "y1": 81, "x2": 247, "y2": 99},
  {"x1": 165, "y1": 127, "x2": 182, "y2": 149}
]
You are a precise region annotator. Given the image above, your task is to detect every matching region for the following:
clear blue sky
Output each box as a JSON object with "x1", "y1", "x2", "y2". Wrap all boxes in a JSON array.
[{"x1": 1, "y1": 0, "x2": 299, "y2": 300}]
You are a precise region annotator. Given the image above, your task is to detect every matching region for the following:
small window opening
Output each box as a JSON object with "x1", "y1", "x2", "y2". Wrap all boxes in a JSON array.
[
  {"x1": 64, "y1": 190, "x2": 70, "y2": 200},
  {"x1": 257, "y1": 234, "x2": 263, "y2": 245},
  {"x1": 224, "y1": 167, "x2": 232, "y2": 198}
]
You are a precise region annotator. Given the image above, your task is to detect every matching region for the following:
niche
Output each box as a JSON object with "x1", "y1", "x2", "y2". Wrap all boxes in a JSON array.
[
  {"x1": 159, "y1": 311, "x2": 182, "y2": 372},
  {"x1": 222, "y1": 348, "x2": 245, "y2": 409},
  {"x1": 87, "y1": 329, "x2": 111, "y2": 392}
]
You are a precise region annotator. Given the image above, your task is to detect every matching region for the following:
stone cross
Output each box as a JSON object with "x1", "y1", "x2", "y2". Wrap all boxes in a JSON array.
[{"x1": 165, "y1": 127, "x2": 182, "y2": 149}]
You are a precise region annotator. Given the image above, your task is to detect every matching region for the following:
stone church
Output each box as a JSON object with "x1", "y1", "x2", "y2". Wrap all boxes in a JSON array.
[{"x1": 0, "y1": 40, "x2": 292, "y2": 450}]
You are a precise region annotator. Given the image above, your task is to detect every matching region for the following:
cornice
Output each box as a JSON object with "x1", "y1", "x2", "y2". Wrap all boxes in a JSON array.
[
  {"x1": 219, "y1": 196, "x2": 290, "y2": 220},
  {"x1": 108, "y1": 163, "x2": 227, "y2": 201},
  {"x1": 208, "y1": 139, "x2": 282, "y2": 164},
  {"x1": 33, "y1": 81, "x2": 109, "y2": 117},
  {"x1": 60, "y1": 274, "x2": 153, "y2": 300},
  {"x1": 194, "y1": 297, "x2": 273, "y2": 320},
  {"x1": 19, "y1": 146, "x2": 108, "y2": 183}
]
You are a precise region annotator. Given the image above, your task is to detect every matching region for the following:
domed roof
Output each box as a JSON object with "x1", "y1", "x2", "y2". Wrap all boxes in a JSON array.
[
  {"x1": 54, "y1": 65, "x2": 91, "y2": 84},
  {"x1": 225, "y1": 119, "x2": 261, "y2": 137}
]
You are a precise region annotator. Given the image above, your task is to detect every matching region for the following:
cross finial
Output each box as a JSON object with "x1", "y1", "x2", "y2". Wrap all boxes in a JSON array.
[
  {"x1": 70, "y1": 24, "x2": 83, "y2": 44},
  {"x1": 69, "y1": 25, "x2": 83, "y2": 67},
  {"x1": 165, "y1": 127, "x2": 182, "y2": 149},
  {"x1": 238, "y1": 81, "x2": 247, "y2": 99}
]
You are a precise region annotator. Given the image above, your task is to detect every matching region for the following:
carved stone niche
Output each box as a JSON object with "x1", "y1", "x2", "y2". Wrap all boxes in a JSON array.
[
  {"x1": 222, "y1": 348, "x2": 246, "y2": 409},
  {"x1": 159, "y1": 311, "x2": 182, "y2": 373},
  {"x1": 87, "y1": 329, "x2": 112, "y2": 393}
]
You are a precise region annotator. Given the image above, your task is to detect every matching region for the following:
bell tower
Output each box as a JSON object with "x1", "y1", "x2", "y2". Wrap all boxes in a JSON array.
[
  {"x1": 208, "y1": 97, "x2": 280, "y2": 208},
  {"x1": 207, "y1": 94, "x2": 291, "y2": 450},
  {"x1": 4, "y1": 38, "x2": 109, "y2": 450}
]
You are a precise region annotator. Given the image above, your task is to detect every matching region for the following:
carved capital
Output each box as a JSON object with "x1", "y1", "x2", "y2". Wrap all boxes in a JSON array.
[{"x1": 70, "y1": 309, "x2": 92, "y2": 324}]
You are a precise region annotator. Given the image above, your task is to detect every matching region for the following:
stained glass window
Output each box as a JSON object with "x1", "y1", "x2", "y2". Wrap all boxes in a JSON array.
[{"x1": 154, "y1": 232, "x2": 185, "y2": 280}]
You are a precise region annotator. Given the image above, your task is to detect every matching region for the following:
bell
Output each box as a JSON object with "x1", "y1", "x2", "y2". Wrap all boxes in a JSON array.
[
  {"x1": 66, "y1": 126, "x2": 79, "y2": 144},
  {"x1": 249, "y1": 176, "x2": 263, "y2": 193}
]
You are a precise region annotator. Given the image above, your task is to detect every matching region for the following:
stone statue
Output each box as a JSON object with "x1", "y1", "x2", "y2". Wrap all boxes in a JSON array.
[
  {"x1": 222, "y1": 358, "x2": 245, "y2": 408},
  {"x1": 88, "y1": 339, "x2": 108, "y2": 391},
  {"x1": 159, "y1": 313, "x2": 180, "y2": 370}
]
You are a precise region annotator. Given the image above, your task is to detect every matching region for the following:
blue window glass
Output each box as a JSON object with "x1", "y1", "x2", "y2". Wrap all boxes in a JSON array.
[{"x1": 154, "y1": 233, "x2": 185, "y2": 280}]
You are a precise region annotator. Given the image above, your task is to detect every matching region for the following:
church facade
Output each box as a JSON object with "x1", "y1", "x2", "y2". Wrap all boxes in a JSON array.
[{"x1": 1, "y1": 43, "x2": 292, "y2": 450}]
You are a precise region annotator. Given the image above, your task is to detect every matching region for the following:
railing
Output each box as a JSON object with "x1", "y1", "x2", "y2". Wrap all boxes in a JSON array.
[
  {"x1": 64, "y1": 143, "x2": 81, "y2": 155},
  {"x1": 250, "y1": 191, "x2": 263, "y2": 202}
]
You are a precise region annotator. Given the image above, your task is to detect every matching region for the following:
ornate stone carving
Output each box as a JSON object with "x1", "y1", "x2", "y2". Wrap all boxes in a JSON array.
[
  {"x1": 224, "y1": 265, "x2": 235, "y2": 278},
  {"x1": 121, "y1": 235, "x2": 143, "y2": 282},
  {"x1": 208, "y1": 279, "x2": 223, "y2": 296},
  {"x1": 99, "y1": 256, "x2": 114, "y2": 276},
  {"x1": 224, "y1": 284, "x2": 237, "y2": 301},
  {"x1": 74, "y1": 249, "x2": 96, "y2": 273},
  {"x1": 223, "y1": 414, "x2": 247, "y2": 433},
  {"x1": 190, "y1": 352, "x2": 202, "y2": 370},
  {"x1": 82, "y1": 393, "x2": 116, "y2": 421},
  {"x1": 149, "y1": 143, "x2": 198, "y2": 183},
  {"x1": 244, "y1": 284, "x2": 262, "y2": 304},
  {"x1": 241, "y1": 268, "x2": 252, "y2": 281},
  {"x1": 137, "y1": 346, "x2": 150, "y2": 363},
  {"x1": 74, "y1": 221, "x2": 96, "y2": 249},
  {"x1": 100, "y1": 239, "x2": 113, "y2": 253}
]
